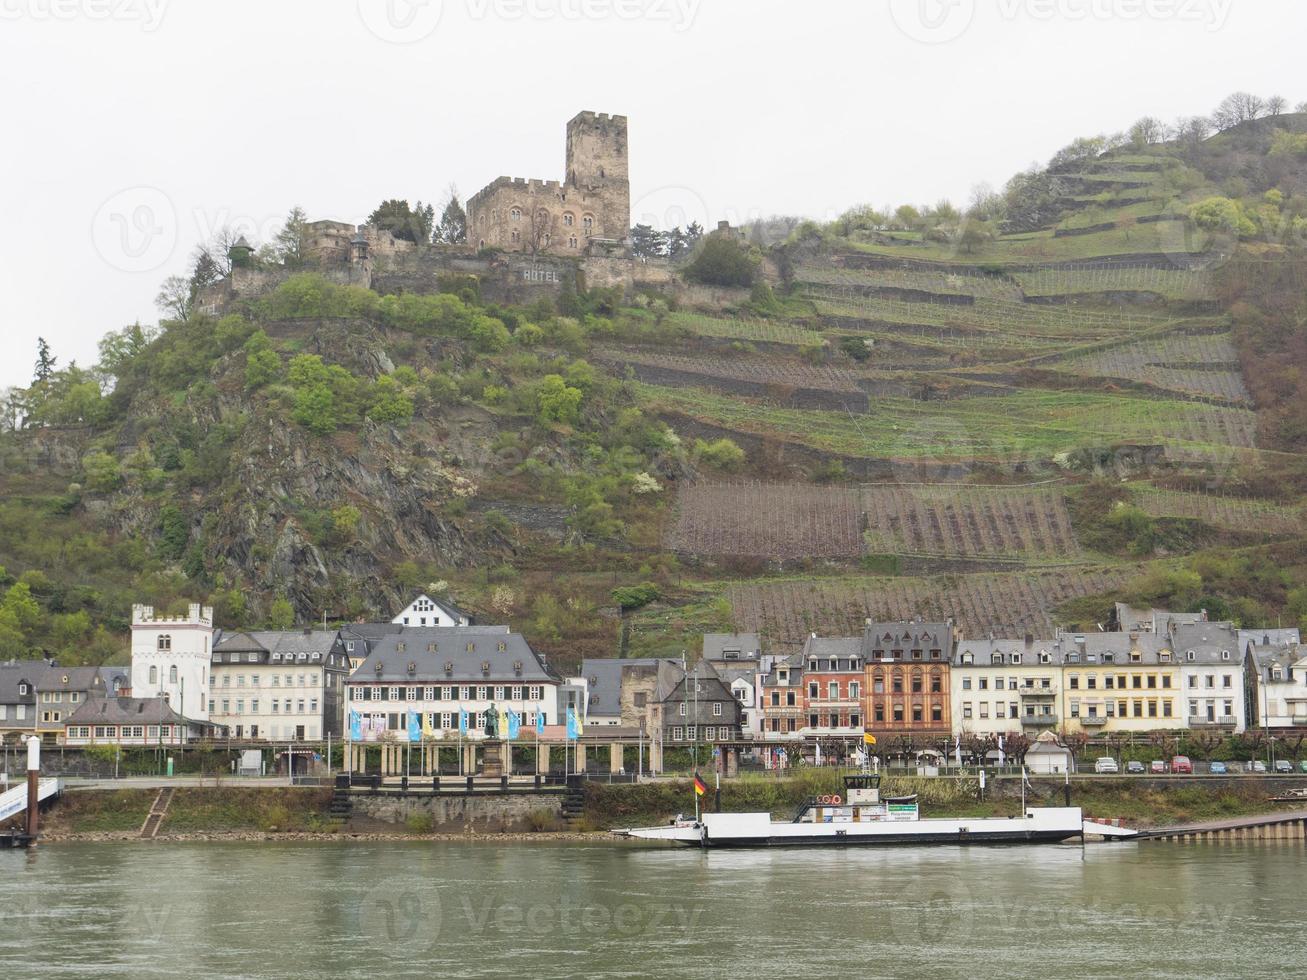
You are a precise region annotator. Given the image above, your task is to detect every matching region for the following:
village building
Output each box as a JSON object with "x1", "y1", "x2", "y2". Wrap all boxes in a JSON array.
[
  {"x1": 209, "y1": 629, "x2": 351, "y2": 741},
  {"x1": 35, "y1": 665, "x2": 128, "y2": 739},
  {"x1": 344, "y1": 627, "x2": 560, "y2": 739},
  {"x1": 130, "y1": 602, "x2": 213, "y2": 722},
  {"x1": 862, "y1": 620, "x2": 955, "y2": 740},
  {"x1": 0, "y1": 660, "x2": 48, "y2": 740},
  {"x1": 1169, "y1": 621, "x2": 1245, "y2": 731},
  {"x1": 759, "y1": 654, "x2": 805, "y2": 738},
  {"x1": 63, "y1": 696, "x2": 221, "y2": 746},
  {"x1": 1056, "y1": 631, "x2": 1181, "y2": 733},
  {"x1": 702, "y1": 633, "x2": 762, "y2": 666},
  {"x1": 1025, "y1": 733, "x2": 1076, "y2": 775},
  {"x1": 391, "y1": 593, "x2": 473, "y2": 629},
  {"x1": 799, "y1": 635, "x2": 864, "y2": 738},
  {"x1": 1246, "y1": 642, "x2": 1307, "y2": 727},
  {"x1": 951, "y1": 637, "x2": 1062, "y2": 738},
  {"x1": 650, "y1": 659, "x2": 742, "y2": 747}
]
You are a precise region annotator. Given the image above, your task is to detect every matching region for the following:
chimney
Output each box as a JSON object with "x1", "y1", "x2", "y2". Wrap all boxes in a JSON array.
[{"x1": 1025, "y1": 633, "x2": 1034, "y2": 647}]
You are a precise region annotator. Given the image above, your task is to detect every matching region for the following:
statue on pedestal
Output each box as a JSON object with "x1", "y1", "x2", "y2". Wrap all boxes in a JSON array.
[{"x1": 485, "y1": 703, "x2": 499, "y2": 739}]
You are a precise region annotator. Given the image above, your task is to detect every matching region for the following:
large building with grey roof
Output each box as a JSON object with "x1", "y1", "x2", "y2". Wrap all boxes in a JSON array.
[
  {"x1": 344, "y1": 627, "x2": 562, "y2": 739},
  {"x1": 211, "y1": 629, "x2": 351, "y2": 741}
]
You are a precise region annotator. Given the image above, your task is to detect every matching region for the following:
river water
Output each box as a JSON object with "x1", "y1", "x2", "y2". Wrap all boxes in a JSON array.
[{"x1": 2, "y1": 840, "x2": 1304, "y2": 978}]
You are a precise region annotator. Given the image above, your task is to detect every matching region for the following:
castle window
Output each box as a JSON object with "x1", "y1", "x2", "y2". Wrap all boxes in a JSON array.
[
  {"x1": 568, "y1": 237, "x2": 578, "y2": 249},
  {"x1": 149, "y1": 666, "x2": 158, "y2": 685},
  {"x1": 563, "y1": 213, "x2": 574, "y2": 227},
  {"x1": 510, "y1": 208, "x2": 521, "y2": 221},
  {"x1": 510, "y1": 231, "x2": 520, "y2": 244},
  {"x1": 582, "y1": 215, "x2": 594, "y2": 234},
  {"x1": 158, "y1": 635, "x2": 172, "y2": 652}
]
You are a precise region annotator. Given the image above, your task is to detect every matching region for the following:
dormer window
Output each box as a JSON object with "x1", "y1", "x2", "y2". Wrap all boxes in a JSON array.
[
  {"x1": 481, "y1": 661, "x2": 491, "y2": 676},
  {"x1": 1272, "y1": 666, "x2": 1284, "y2": 681},
  {"x1": 444, "y1": 661, "x2": 454, "y2": 674},
  {"x1": 397, "y1": 642, "x2": 406, "y2": 653},
  {"x1": 407, "y1": 661, "x2": 417, "y2": 675},
  {"x1": 1039, "y1": 652, "x2": 1050, "y2": 664},
  {"x1": 1221, "y1": 650, "x2": 1231, "y2": 660},
  {"x1": 1186, "y1": 650, "x2": 1196, "y2": 661},
  {"x1": 428, "y1": 643, "x2": 437, "y2": 653},
  {"x1": 374, "y1": 663, "x2": 384, "y2": 675},
  {"x1": 498, "y1": 642, "x2": 507, "y2": 652},
  {"x1": 1011, "y1": 654, "x2": 1022, "y2": 665}
]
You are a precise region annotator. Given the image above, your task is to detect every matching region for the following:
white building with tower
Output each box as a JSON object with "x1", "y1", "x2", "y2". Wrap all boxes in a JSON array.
[{"x1": 131, "y1": 603, "x2": 214, "y2": 722}]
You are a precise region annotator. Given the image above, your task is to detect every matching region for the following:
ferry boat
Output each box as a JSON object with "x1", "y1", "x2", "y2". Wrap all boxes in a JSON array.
[{"x1": 614, "y1": 772, "x2": 1136, "y2": 848}]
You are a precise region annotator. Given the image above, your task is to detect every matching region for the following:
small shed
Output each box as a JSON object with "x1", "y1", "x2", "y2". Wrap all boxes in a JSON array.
[
  {"x1": 1025, "y1": 737, "x2": 1075, "y2": 775},
  {"x1": 238, "y1": 749, "x2": 263, "y2": 777}
]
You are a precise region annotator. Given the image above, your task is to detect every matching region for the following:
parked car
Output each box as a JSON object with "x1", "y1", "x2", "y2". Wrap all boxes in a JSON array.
[
  {"x1": 1095, "y1": 757, "x2": 1119, "y2": 774},
  {"x1": 1208, "y1": 761, "x2": 1228, "y2": 775},
  {"x1": 1298, "y1": 760, "x2": 1307, "y2": 774},
  {"x1": 1149, "y1": 760, "x2": 1167, "y2": 774},
  {"x1": 1250, "y1": 760, "x2": 1267, "y2": 773},
  {"x1": 1126, "y1": 760, "x2": 1145, "y2": 774},
  {"x1": 1171, "y1": 755, "x2": 1193, "y2": 774},
  {"x1": 1275, "y1": 760, "x2": 1294, "y2": 774}
]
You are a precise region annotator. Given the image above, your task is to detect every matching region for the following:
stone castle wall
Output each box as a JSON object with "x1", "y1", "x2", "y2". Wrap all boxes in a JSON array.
[{"x1": 467, "y1": 111, "x2": 630, "y2": 257}]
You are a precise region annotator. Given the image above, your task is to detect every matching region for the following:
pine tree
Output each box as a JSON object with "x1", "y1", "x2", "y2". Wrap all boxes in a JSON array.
[
  {"x1": 273, "y1": 206, "x2": 309, "y2": 265},
  {"x1": 33, "y1": 338, "x2": 56, "y2": 384},
  {"x1": 434, "y1": 188, "x2": 467, "y2": 245}
]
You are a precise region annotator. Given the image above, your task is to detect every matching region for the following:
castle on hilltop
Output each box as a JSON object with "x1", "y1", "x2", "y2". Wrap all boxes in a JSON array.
[
  {"x1": 195, "y1": 110, "x2": 700, "y2": 315},
  {"x1": 466, "y1": 111, "x2": 631, "y2": 257}
]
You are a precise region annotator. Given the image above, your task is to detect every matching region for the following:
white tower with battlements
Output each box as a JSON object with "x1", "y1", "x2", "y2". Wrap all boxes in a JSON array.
[{"x1": 131, "y1": 603, "x2": 213, "y2": 721}]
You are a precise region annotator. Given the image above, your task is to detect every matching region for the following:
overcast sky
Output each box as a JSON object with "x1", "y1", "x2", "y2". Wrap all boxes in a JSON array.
[{"x1": 1, "y1": 0, "x2": 1302, "y2": 390}]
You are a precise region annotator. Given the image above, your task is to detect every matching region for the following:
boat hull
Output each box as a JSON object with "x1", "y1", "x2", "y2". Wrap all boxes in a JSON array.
[{"x1": 616, "y1": 807, "x2": 1117, "y2": 848}]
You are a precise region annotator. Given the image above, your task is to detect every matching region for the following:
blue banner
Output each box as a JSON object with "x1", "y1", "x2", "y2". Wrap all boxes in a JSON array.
[
  {"x1": 508, "y1": 709, "x2": 521, "y2": 740},
  {"x1": 349, "y1": 711, "x2": 362, "y2": 742},
  {"x1": 536, "y1": 711, "x2": 545, "y2": 735},
  {"x1": 459, "y1": 709, "x2": 469, "y2": 736},
  {"x1": 566, "y1": 707, "x2": 579, "y2": 740},
  {"x1": 407, "y1": 711, "x2": 421, "y2": 743}
]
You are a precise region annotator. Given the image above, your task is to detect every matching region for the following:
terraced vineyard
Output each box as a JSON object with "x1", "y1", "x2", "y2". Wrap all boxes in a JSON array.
[
  {"x1": 1009, "y1": 263, "x2": 1215, "y2": 301},
  {"x1": 638, "y1": 382, "x2": 1258, "y2": 462},
  {"x1": 599, "y1": 348, "x2": 866, "y2": 396},
  {"x1": 795, "y1": 263, "x2": 1024, "y2": 301},
  {"x1": 668, "y1": 483, "x2": 863, "y2": 559},
  {"x1": 860, "y1": 484, "x2": 1081, "y2": 559},
  {"x1": 668, "y1": 482, "x2": 1083, "y2": 562},
  {"x1": 666, "y1": 311, "x2": 824, "y2": 347},
  {"x1": 727, "y1": 565, "x2": 1141, "y2": 652},
  {"x1": 1056, "y1": 332, "x2": 1250, "y2": 403},
  {"x1": 1133, "y1": 488, "x2": 1304, "y2": 536}
]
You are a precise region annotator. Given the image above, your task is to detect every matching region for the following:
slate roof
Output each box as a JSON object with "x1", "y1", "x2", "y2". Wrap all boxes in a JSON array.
[
  {"x1": 954, "y1": 638, "x2": 1059, "y2": 666},
  {"x1": 0, "y1": 661, "x2": 50, "y2": 703},
  {"x1": 65, "y1": 696, "x2": 204, "y2": 727},
  {"x1": 213, "y1": 629, "x2": 348, "y2": 666},
  {"x1": 702, "y1": 633, "x2": 761, "y2": 662},
  {"x1": 348, "y1": 627, "x2": 556, "y2": 684},
  {"x1": 861, "y1": 621, "x2": 955, "y2": 657},
  {"x1": 581, "y1": 658, "x2": 663, "y2": 716},
  {"x1": 800, "y1": 635, "x2": 864, "y2": 665},
  {"x1": 36, "y1": 665, "x2": 127, "y2": 693}
]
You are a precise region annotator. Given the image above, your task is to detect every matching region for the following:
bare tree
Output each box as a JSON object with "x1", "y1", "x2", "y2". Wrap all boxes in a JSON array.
[
  {"x1": 1212, "y1": 91, "x2": 1266, "y2": 130},
  {"x1": 1173, "y1": 115, "x2": 1212, "y2": 146},
  {"x1": 528, "y1": 207, "x2": 553, "y2": 255},
  {"x1": 155, "y1": 275, "x2": 193, "y2": 321},
  {"x1": 1265, "y1": 95, "x2": 1288, "y2": 117},
  {"x1": 1128, "y1": 116, "x2": 1167, "y2": 148}
]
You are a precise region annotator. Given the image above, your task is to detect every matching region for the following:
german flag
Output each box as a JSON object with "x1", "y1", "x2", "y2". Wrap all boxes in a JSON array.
[{"x1": 692, "y1": 773, "x2": 708, "y2": 797}]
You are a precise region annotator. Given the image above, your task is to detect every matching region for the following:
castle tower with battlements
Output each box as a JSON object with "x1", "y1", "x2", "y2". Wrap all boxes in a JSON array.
[{"x1": 467, "y1": 111, "x2": 630, "y2": 256}]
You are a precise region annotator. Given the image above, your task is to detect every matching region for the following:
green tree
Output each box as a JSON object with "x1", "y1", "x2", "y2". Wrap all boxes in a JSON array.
[
  {"x1": 34, "y1": 337, "x2": 56, "y2": 384},
  {"x1": 537, "y1": 374, "x2": 583, "y2": 424},
  {"x1": 268, "y1": 596, "x2": 295, "y2": 630},
  {"x1": 155, "y1": 275, "x2": 193, "y2": 321},
  {"x1": 245, "y1": 348, "x2": 281, "y2": 389},
  {"x1": 159, "y1": 505, "x2": 189, "y2": 559},
  {"x1": 81, "y1": 450, "x2": 122, "y2": 493},
  {"x1": 630, "y1": 223, "x2": 667, "y2": 258},
  {"x1": 367, "y1": 375, "x2": 414, "y2": 424},
  {"x1": 433, "y1": 188, "x2": 467, "y2": 245},
  {"x1": 1189, "y1": 197, "x2": 1256, "y2": 238},
  {"x1": 692, "y1": 437, "x2": 746, "y2": 472},
  {"x1": 367, "y1": 199, "x2": 435, "y2": 244},
  {"x1": 683, "y1": 235, "x2": 758, "y2": 288},
  {"x1": 273, "y1": 206, "x2": 309, "y2": 265}
]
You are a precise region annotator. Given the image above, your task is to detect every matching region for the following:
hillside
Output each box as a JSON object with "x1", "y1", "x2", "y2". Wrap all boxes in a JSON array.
[{"x1": 4, "y1": 105, "x2": 1307, "y2": 670}]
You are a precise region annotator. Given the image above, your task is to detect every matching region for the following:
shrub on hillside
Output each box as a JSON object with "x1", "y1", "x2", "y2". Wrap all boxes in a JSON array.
[{"x1": 684, "y1": 236, "x2": 758, "y2": 288}]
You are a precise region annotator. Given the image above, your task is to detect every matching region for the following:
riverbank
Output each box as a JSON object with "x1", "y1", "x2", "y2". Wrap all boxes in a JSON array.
[{"x1": 29, "y1": 774, "x2": 1307, "y2": 841}]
